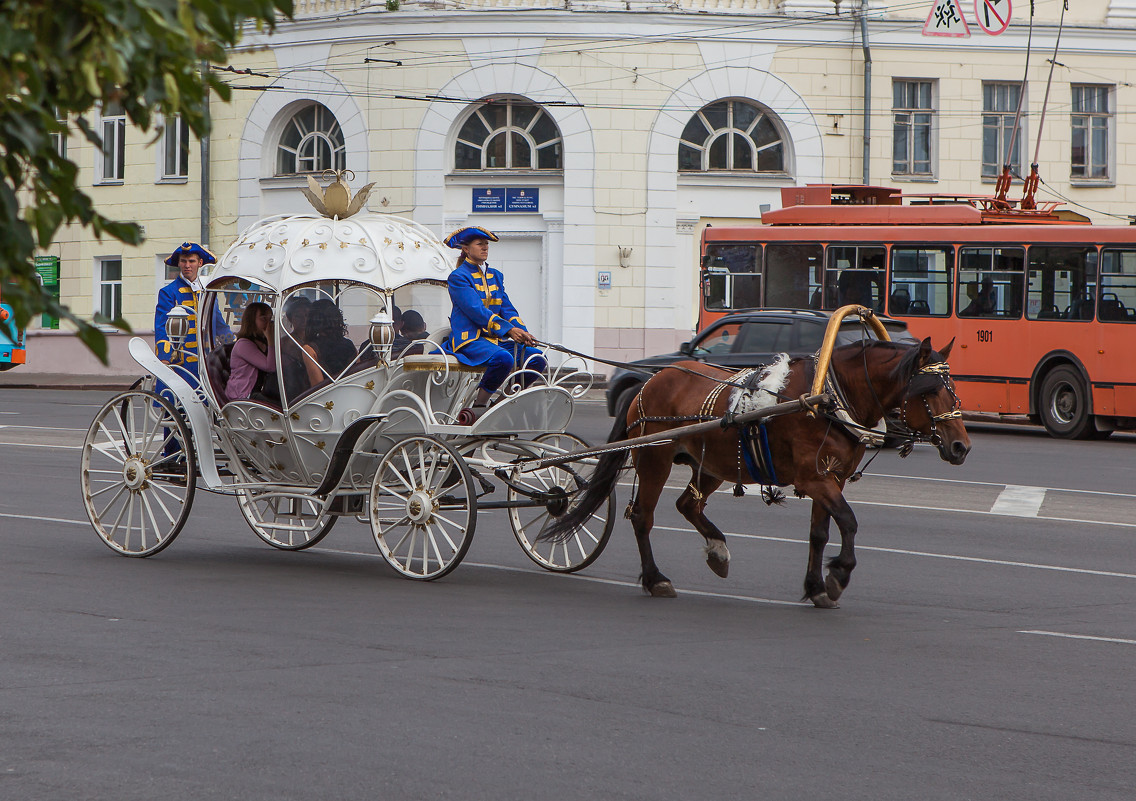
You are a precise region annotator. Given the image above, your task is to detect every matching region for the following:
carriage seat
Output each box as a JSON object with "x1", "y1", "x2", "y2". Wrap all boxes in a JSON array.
[
  {"x1": 206, "y1": 343, "x2": 234, "y2": 405},
  {"x1": 401, "y1": 353, "x2": 483, "y2": 373}
]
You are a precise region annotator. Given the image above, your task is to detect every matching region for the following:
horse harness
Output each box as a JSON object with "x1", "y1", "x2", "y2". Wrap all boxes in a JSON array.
[{"x1": 897, "y1": 361, "x2": 963, "y2": 448}]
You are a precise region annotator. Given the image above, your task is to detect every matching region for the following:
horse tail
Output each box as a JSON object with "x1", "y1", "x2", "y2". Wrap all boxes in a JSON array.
[{"x1": 538, "y1": 388, "x2": 635, "y2": 544}]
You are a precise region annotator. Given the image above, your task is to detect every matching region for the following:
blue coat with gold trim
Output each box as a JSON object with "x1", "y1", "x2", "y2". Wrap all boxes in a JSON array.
[
  {"x1": 444, "y1": 260, "x2": 528, "y2": 366},
  {"x1": 154, "y1": 277, "x2": 230, "y2": 375}
]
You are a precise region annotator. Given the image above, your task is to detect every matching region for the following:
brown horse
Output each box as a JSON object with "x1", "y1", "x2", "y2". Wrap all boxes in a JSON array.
[{"x1": 544, "y1": 338, "x2": 971, "y2": 607}]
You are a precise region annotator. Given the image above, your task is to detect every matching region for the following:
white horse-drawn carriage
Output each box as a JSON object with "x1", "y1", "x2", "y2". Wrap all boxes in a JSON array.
[{"x1": 79, "y1": 197, "x2": 614, "y2": 579}]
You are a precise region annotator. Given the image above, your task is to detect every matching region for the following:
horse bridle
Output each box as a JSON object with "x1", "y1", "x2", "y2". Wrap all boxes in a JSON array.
[{"x1": 897, "y1": 361, "x2": 963, "y2": 447}]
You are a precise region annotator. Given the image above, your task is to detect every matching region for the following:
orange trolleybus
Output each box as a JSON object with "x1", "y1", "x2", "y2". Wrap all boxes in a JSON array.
[{"x1": 699, "y1": 184, "x2": 1136, "y2": 439}]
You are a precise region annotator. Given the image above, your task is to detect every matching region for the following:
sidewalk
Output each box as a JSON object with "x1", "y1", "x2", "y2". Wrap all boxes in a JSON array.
[{"x1": 0, "y1": 372, "x2": 141, "y2": 390}]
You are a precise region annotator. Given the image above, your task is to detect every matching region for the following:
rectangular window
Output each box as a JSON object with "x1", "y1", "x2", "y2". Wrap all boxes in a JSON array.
[
  {"x1": 958, "y1": 247, "x2": 1025, "y2": 319},
  {"x1": 982, "y1": 83, "x2": 1023, "y2": 179},
  {"x1": 50, "y1": 108, "x2": 66, "y2": 159},
  {"x1": 161, "y1": 115, "x2": 190, "y2": 179},
  {"x1": 889, "y1": 246, "x2": 954, "y2": 316},
  {"x1": 99, "y1": 101, "x2": 126, "y2": 183},
  {"x1": 97, "y1": 257, "x2": 123, "y2": 323},
  {"x1": 1071, "y1": 85, "x2": 1111, "y2": 181},
  {"x1": 702, "y1": 243, "x2": 761, "y2": 310},
  {"x1": 823, "y1": 245, "x2": 886, "y2": 312},
  {"x1": 892, "y1": 80, "x2": 934, "y2": 176},
  {"x1": 1099, "y1": 249, "x2": 1136, "y2": 323},
  {"x1": 1026, "y1": 247, "x2": 1097, "y2": 320},
  {"x1": 764, "y1": 244, "x2": 822, "y2": 309}
]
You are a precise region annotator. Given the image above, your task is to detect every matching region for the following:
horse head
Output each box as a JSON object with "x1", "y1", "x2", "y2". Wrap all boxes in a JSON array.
[{"x1": 894, "y1": 337, "x2": 971, "y2": 464}]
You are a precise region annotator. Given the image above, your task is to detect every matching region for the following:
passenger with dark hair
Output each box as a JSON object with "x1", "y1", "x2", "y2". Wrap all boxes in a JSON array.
[
  {"x1": 226, "y1": 302, "x2": 276, "y2": 402},
  {"x1": 280, "y1": 295, "x2": 313, "y2": 399},
  {"x1": 301, "y1": 299, "x2": 356, "y2": 386},
  {"x1": 392, "y1": 309, "x2": 429, "y2": 356}
]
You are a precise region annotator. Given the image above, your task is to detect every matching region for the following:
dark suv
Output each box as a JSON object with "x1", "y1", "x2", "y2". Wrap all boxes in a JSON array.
[{"x1": 605, "y1": 308, "x2": 918, "y2": 416}]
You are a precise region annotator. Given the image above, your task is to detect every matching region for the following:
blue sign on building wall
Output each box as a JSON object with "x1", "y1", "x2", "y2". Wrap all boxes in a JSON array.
[
  {"x1": 472, "y1": 187, "x2": 539, "y2": 213},
  {"x1": 505, "y1": 187, "x2": 539, "y2": 212},
  {"x1": 472, "y1": 188, "x2": 506, "y2": 212}
]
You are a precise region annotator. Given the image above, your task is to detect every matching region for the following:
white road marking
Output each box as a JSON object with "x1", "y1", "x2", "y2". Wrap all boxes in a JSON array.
[
  {"x1": 652, "y1": 524, "x2": 1136, "y2": 580},
  {"x1": 0, "y1": 512, "x2": 90, "y2": 526},
  {"x1": 0, "y1": 442, "x2": 82, "y2": 450},
  {"x1": 0, "y1": 424, "x2": 88, "y2": 431},
  {"x1": 990, "y1": 484, "x2": 1047, "y2": 517},
  {"x1": 1018, "y1": 630, "x2": 1136, "y2": 646}
]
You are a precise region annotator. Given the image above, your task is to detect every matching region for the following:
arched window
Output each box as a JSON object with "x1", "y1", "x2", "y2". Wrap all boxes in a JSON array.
[
  {"x1": 276, "y1": 103, "x2": 346, "y2": 175},
  {"x1": 678, "y1": 99, "x2": 786, "y2": 173},
  {"x1": 454, "y1": 99, "x2": 562, "y2": 170}
]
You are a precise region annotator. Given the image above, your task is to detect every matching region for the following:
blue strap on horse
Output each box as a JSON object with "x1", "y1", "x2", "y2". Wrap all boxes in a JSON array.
[{"x1": 739, "y1": 421, "x2": 780, "y2": 487}]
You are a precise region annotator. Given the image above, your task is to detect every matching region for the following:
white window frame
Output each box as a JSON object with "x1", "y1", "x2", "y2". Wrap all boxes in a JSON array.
[
  {"x1": 96, "y1": 256, "x2": 123, "y2": 326},
  {"x1": 158, "y1": 115, "x2": 190, "y2": 182},
  {"x1": 678, "y1": 99, "x2": 788, "y2": 175},
  {"x1": 1070, "y1": 84, "x2": 1114, "y2": 185},
  {"x1": 891, "y1": 79, "x2": 936, "y2": 180},
  {"x1": 275, "y1": 103, "x2": 346, "y2": 176},
  {"x1": 981, "y1": 82, "x2": 1025, "y2": 181},
  {"x1": 96, "y1": 103, "x2": 126, "y2": 185}
]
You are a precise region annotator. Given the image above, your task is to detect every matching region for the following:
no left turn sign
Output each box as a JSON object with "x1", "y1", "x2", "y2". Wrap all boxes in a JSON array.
[{"x1": 975, "y1": 0, "x2": 1011, "y2": 35}]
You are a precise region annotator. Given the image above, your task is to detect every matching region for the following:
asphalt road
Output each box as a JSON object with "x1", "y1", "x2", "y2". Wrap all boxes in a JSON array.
[{"x1": 2, "y1": 389, "x2": 1135, "y2": 800}]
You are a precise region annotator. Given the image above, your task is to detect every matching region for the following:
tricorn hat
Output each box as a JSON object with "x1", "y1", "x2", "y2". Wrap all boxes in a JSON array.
[
  {"x1": 164, "y1": 242, "x2": 217, "y2": 267},
  {"x1": 445, "y1": 227, "x2": 499, "y2": 249}
]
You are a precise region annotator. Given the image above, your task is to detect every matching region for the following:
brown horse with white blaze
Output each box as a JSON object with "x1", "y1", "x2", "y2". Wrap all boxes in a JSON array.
[{"x1": 542, "y1": 337, "x2": 971, "y2": 607}]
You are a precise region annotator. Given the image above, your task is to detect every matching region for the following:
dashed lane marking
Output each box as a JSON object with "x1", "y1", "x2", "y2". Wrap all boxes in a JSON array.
[
  {"x1": 1019, "y1": 630, "x2": 1136, "y2": 646},
  {"x1": 990, "y1": 484, "x2": 1047, "y2": 517}
]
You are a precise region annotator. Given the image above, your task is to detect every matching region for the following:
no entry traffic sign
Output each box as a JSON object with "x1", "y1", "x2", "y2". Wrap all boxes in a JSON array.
[{"x1": 975, "y1": 0, "x2": 1011, "y2": 35}]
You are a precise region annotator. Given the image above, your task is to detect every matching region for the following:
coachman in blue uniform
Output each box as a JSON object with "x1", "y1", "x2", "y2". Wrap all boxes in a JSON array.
[
  {"x1": 442, "y1": 227, "x2": 546, "y2": 408},
  {"x1": 155, "y1": 242, "x2": 231, "y2": 388}
]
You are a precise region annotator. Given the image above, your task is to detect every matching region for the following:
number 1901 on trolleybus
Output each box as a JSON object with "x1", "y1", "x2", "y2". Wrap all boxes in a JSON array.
[{"x1": 700, "y1": 184, "x2": 1136, "y2": 439}]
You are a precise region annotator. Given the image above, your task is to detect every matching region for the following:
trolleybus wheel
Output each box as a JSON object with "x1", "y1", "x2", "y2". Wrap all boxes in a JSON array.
[
  {"x1": 81, "y1": 390, "x2": 196, "y2": 557},
  {"x1": 509, "y1": 432, "x2": 615, "y2": 573},
  {"x1": 237, "y1": 491, "x2": 338, "y2": 551},
  {"x1": 369, "y1": 435, "x2": 476, "y2": 581},
  {"x1": 1039, "y1": 365, "x2": 1094, "y2": 439}
]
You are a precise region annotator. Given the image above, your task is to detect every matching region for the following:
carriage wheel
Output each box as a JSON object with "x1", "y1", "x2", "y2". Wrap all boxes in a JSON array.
[
  {"x1": 81, "y1": 390, "x2": 196, "y2": 557},
  {"x1": 509, "y1": 432, "x2": 615, "y2": 573},
  {"x1": 237, "y1": 491, "x2": 337, "y2": 551},
  {"x1": 369, "y1": 435, "x2": 476, "y2": 581}
]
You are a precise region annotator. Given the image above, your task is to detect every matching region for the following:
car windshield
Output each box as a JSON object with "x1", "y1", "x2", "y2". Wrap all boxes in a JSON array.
[{"x1": 691, "y1": 321, "x2": 744, "y2": 357}]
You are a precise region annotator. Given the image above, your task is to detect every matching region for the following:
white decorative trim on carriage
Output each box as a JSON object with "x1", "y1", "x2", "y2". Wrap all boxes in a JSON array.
[{"x1": 727, "y1": 353, "x2": 791, "y2": 417}]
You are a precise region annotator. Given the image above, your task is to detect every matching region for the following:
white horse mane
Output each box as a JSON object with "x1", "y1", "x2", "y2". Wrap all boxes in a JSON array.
[{"x1": 728, "y1": 353, "x2": 792, "y2": 416}]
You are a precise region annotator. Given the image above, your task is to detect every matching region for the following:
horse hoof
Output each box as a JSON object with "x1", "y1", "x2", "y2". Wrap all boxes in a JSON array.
[
  {"x1": 810, "y1": 593, "x2": 839, "y2": 609},
  {"x1": 650, "y1": 581, "x2": 677, "y2": 598},
  {"x1": 706, "y1": 555, "x2": 729, "y2": 579},
  {"x1": 824, "y1": 574, "x2": 845, "y2": 602}
]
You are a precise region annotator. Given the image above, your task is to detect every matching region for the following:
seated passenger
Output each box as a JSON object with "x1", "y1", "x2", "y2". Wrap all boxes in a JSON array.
[
  {"x1": 226, "y1": 302, "x2": 276, "y2": 402},
  {"x1": 392, "y1": 310, "x2": 429, "y2": 357},
  {"x1": 301, "y1": 299, "x2": 356, "y2": 386},
  {"x1": 280, "y1": 295, "x2": 312, "y2": 400},
  {"x1": 441, "y1": 226, "x2": 546, "y2": 409}
]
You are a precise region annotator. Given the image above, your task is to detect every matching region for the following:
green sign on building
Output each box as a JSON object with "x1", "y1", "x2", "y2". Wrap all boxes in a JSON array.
[{"x1": 34, "y1": 256, "x2": 60, "y2": 329}]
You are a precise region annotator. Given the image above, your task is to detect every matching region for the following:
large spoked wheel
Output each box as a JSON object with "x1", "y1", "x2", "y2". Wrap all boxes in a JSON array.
[
  {"x1": 81, "y1": 390, "x2": 196, "y2": 557},
  {"x1": 509, "y1": 432, "x2": 615, "y2": 573},
  {"x1": 237, "y1": 491, "x2": 337, "y2": 551},
  {"x1": 369, "y1": 436, "x2": 476, "y2": 581}
]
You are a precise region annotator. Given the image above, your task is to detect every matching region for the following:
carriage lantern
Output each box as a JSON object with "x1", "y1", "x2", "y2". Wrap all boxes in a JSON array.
[
  {"x1": 166, "y1": 304, "x2": 193, "y2": 350},
  {"x1": 369, "y1": 307, "x2": 395, "y2": 362}
]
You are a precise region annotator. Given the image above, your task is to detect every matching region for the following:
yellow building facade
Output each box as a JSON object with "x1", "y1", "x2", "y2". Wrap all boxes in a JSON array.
[{"x1": 30, "y1": 0, "x2": 1136, "y2": 374}]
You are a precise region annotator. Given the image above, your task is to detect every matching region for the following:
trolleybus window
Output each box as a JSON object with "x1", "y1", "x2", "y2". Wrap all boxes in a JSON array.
[
  {"x1": 824, "y1": 245, "x2": 886, "y2": 312},
  {"x1": 888, "y1": 245, "x2": 953, "y2": 316},
  {"x1": 702, "y1": 243, "x2": 760, "y2": 310},
  {"x1": 1099, "y1": 249, "x2": 1136, "y2": 322},
  {"x1": 765, "y1": 243, "x2": 820, "y2": 309},
  {"x1": 958, "y1": 246, "x2": 1024, "y2": 318},
  {"x1": 1026, "y1": 246, "x2": 1097, "y2": 321}
]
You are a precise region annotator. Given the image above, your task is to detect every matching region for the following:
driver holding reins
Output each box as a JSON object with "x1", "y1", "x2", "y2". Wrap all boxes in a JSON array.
[{"x1": 443, "y1": 226, "x2": 546, "y2": 409}]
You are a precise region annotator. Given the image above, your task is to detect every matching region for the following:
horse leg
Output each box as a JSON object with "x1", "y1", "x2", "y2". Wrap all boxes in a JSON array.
[
  {"x1": 803, "y1": 499, "x2": 837, "y2": 608},
  {"x1": 675, "y1": 472, "x2": 729, "y2": 578},
  {"x1": 822, "y1": 490, "x2": 858, "y2": 604},
  {"x1": 628, "y1": 452, "x2": 676, "y2": 598},
  {"x1": 800, "y1": 482, "x2": 857, "y2": 608}
]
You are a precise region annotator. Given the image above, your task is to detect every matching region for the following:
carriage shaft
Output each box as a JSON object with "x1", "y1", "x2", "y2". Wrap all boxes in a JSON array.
[{"x1": 517, "y1": 393, "x2": 832, "y2": 473}]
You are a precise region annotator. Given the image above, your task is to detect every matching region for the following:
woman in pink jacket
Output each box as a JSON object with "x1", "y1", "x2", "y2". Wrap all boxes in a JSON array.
[{"x1": 226, "y1": 302, "x2": 276, "y2": 402}]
